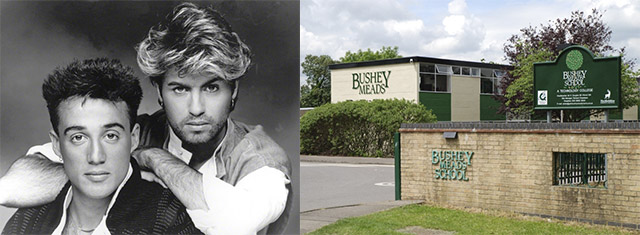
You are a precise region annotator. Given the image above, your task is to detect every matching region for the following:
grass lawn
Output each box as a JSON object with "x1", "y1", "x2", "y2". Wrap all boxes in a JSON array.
[{"x1": 309, "y1": 204, "x2": 638, "y2": 235}]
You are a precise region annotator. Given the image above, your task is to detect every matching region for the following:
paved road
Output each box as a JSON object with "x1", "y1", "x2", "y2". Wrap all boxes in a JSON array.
[{"x1": 300, "y1": 161, "x2": 395, "y2": 212}]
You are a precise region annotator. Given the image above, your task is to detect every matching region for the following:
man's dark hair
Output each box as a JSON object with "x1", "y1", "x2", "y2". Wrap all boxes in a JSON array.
[{"x1": 42, "y1": 58, "x2": 143, "y2": 133}]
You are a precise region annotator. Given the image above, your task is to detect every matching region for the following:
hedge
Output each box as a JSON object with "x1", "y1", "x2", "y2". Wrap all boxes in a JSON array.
[{"x1": 300, "y1": 99, "x2": 437, "y2": 158}]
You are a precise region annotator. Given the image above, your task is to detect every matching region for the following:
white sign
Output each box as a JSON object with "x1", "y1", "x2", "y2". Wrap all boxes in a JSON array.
[{"x1": 538, "y1": 90, "x2": 548, "y2": 105}]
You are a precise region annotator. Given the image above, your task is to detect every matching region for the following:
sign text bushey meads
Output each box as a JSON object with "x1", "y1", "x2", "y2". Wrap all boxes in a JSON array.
[
  {"x1": 431, "y1": 150, "x2": 473, "y2": 181},
  {"x1": 534, "y1": 45, "x2": 621, "y2": 110},
  {"x1": 352, "y1": 70, "x2": 391, "y2": 95}
]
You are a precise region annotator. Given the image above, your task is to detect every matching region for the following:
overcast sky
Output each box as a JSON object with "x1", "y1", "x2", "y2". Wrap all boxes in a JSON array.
[{"x1": 300, "y1": 0, "x2": 640, "y2": 85}]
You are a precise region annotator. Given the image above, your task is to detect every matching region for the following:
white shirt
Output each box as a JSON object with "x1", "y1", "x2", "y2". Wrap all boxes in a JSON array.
[
  {"x1": 27, "y1": 124, "x2": 289, "y2": 235},
  {"x1": 49, "y1": 164, "x2": 133, "y2": 235},
  {"x1": 166, "y1": 124, "x2": 290, "y2": 235}
]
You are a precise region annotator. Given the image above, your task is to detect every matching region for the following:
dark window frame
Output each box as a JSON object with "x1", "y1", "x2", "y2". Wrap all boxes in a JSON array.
[{"x1": 419, "y1": 63, "x2": 450, "y2": 93}]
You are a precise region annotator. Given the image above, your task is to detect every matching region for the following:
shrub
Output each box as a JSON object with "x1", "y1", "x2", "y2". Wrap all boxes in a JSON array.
[{"x1": 301, "y1": 99, "x2": 437, "y2": 158}]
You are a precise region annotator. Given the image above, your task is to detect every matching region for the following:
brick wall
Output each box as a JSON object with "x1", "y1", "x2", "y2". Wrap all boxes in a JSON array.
[{"x1": 399, "y1": 122, "x2": 640, "y2": 229}]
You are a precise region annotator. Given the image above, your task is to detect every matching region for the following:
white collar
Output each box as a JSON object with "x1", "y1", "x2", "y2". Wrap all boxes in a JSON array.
[
  {"x1": 167, "y1": 127, "x2": 192, "y2": 164},
  {"x1": 51, "y1": 163, "x2": 133, "y2": 235}
]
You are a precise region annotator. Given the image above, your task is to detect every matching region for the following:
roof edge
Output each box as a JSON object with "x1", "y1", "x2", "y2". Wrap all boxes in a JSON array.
[{"x1": 328, "y1": 56, "x2": 513, "y2": 70}]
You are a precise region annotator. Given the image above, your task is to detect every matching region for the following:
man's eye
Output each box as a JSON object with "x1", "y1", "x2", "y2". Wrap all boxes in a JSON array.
[
  {"x1": 203, "y1": 84, "x2": 219, "y2": 93},
  {"x1": 172, "y1": 87, "x2": 187, "y2": 94},
  {"x1": 105, "y1": 133, "x2": 119, "y2": 141},
  {"x1": 70, "y1": 135, "x2": 86, "y2": 144},
  {"x1": 104, "y1": 132, "x2": 120, "y2": 143}
]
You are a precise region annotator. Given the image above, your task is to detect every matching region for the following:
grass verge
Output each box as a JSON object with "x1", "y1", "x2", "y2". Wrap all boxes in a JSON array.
[{"x1": 309, "y1": 204, "x2": 638, "y2": 235}]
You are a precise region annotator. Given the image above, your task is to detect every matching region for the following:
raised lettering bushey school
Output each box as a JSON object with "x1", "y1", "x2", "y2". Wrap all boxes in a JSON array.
[{"x1": 431, "y1": 150, "x2": 473, "y2": 181}]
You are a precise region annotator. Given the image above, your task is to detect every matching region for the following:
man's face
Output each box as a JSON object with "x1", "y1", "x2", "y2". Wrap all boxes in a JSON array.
[
  {"x1": 50, "y1": 97, "x2": 139, "y2": 200},
  {"x1": 159, "y1": 68, "x2": 234, "y2": 145}
]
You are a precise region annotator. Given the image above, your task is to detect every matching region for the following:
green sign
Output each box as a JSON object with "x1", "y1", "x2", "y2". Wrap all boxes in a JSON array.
[
  {"x1": 534, "y1": 46, "x2": 621, "y2": 110},
  {"x1": 352, "y1": 70, "x2": 390, "y2": 95},
  {"x1": 431, "y1": 150, "x2": 473, "y2": 181}
]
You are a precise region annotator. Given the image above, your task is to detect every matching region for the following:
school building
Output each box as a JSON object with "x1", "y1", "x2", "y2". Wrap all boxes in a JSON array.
[{"x1": 329, "y1": 56, "x2": 639, "y2": 121}]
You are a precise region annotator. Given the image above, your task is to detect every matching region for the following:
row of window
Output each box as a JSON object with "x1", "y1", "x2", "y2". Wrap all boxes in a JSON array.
[{"x1": 419, "y1": 63, "x2": 507, "y2": 95}]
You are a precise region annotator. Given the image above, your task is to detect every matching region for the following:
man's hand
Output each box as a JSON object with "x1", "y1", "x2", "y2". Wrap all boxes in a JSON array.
[
  {"x1": 131, "y1": 146, "x2": 208, "y2": 210},
  {"x1": 140, "y1": 170, "x2": 167, "y2": 188},
  {"x1": 131, "y1": 146, "x2": 158, "y2": 170},
  {"x1": 133, "y1": 147, "x2": 168, "y2": 187}
]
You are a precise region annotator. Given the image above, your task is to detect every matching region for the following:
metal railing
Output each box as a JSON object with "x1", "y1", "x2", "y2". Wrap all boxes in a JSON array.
[{"x1": 553, "y1": 152, "x2": 607, "y2": 188}]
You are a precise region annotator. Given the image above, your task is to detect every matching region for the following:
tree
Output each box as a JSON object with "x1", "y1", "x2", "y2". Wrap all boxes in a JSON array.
[
  {"x1": 503, "y1": 9, "x2": 613, "y2": 65},
  {"x1": 502, "y1": 43, "x2": 555, "y2": 118},
  {"x1": 498, "y1": 9, "x2": 639, "y2": 121},
  {"x1": 300, "y1": 46, "x2": 403, "y2": 107},
  {"x1": 339, "y1": 46, "x2": 402, "y2": 63},
  {"x1": 301, "y1": 55, "x2": 335, "y2": 107}
]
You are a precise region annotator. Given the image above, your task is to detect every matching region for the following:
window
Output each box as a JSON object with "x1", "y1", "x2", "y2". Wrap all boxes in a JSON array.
[
  {"x1": 480, "y1": 69, "x2": 495, "y2": 94},
  {"x1": 471, "y1": 68, "x2": 480, "y2": 77},
  {"x1": 553, "y1": 152, "x2": 607, "y2": 188},
  {"x1": 481, "y1": 77, "x2": 494, "y2": 94},
  {"x1": 420, "y1": 73, "x2": 435, "y2": 91},
  {"x1": 494, "y1": 70, "x2": 507, "y2": 94},
  {"x1": 452, "y1": 66, "x2": 461, "y2": 75},
  {"x1": 420, "y1": 64, "x2": 435, "y2": 73},
  {"x1": 480, "y1": 68, "x2": 507, "y2": 95},
  {"x1": 481, "y1": 68, "x2": 493, "y2": 77},
  {"x1": 436, "y1": 75, "x2": 448, "y2": 91},
  {"x1": 452, "y1": 66, "x2": 475, "y2": 77},
  {"x1": 436, "y1": 65, "x2": 453, "y2": 75},
  {"x1": 420, "y1": 63, "x2": 450, "y2": 92},
  {"x1": 461, "y1": 67, "x2": 470, "y2": 76}
]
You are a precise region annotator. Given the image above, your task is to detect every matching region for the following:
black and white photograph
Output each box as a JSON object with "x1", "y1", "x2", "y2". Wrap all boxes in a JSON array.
[{"x1": 0, "y1": 1, "x2": 300, "y2": 234}]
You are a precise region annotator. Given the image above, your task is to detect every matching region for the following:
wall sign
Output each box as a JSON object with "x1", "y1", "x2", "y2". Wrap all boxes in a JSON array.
[
  {"x1": 534, "y1": 45, "x2": 621, "y2": 110},
  {"x1": 351, "y1": 70, "x2": 391, "y2": 95},
  {"x1": 431, "y1": 150, "x2": 473, "y2": 181}
]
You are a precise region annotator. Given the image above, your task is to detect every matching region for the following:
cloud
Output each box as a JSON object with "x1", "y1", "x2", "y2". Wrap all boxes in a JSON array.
[
  {"x1": 477, "y1": 0, "x2": 640, "y2": 62},
  {"x1": 582, "y1": 0, "x2": 640, "y2": 61},
  {"x1": 301, "y1": 0, "x2": 421, "y2": 59},
  {"x1": 443, "y1": 15, "x2": 466, "y2": 35},
  {"x1": 301, "y1": 0, "x2": 488, "y2": 60},
  {"x1": 448, "y1": 0, "x2": 467, "y2": 15},
  {"x1": 382, "y1": 19, "x2": 425, "y2": 38},
  {"x1": 300, "y1": 0, "x2": 640, "y2": 84},
  {"x1": 421, "y1": 0, "x2": 486, "y2": 59}
]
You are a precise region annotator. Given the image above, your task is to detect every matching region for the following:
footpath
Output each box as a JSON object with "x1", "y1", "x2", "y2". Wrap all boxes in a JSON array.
[{"x1": 300, "y1": 155, "x2": 423, "y2": 234}]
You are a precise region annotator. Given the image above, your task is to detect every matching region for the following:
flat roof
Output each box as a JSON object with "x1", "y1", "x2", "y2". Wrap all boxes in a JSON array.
[{"x1": 328, "y1": 56, "x2": 514, "y2": 70}]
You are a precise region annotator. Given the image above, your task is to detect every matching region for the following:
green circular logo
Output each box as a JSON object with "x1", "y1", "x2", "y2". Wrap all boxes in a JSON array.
[{"x1": 566, "y1": 50, "x2": 583, "y2": 70}]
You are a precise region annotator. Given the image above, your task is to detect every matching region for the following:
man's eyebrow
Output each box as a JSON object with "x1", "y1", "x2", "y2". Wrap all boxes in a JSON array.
[
  {"x1": 104, "y1": 123, "x2": 126, "y2": 130},
  {"x1": 63, "y1": 126, "x2": 85, "y2": 135},
  {"x1": 203, "y1": 78, "x2": 223, "y2": 86},
  {"x1": 166, "y1": 77, "x2": 223, "y2": 87},
  {"x1": 166, "y1": 81, "x2": 188, "y2": 86}
]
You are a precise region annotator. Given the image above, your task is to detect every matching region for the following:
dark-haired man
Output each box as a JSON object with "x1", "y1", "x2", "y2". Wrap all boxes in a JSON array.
[
  {"x1": 2, "y1": 58, "x2": 200, "y2": 234},
  {"x1": 0, "y1": 2, "x2": 291, "y2": 234}
]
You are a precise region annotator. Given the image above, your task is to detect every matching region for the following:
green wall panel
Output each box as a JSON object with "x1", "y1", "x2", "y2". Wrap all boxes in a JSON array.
[
  {"x1": 480, "y1": 94, "x2": 505, "y2": 120},
  {"x1": 419, "y1": 92, "x2": 451, "y2": 121},
  {"x1": 609, "y1": 108, "x2": 622, "y2": 120}
]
